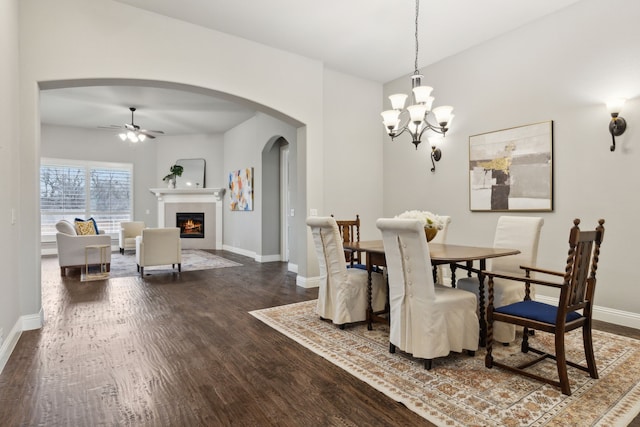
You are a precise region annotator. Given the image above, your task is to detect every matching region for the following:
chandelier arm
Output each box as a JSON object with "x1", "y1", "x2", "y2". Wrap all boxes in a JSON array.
[
  {"x1": 390, "y1": 126, "x2": 410, "y2": 140},
  {"x1": 417, "y1": 124, "x2": 430, "y2": 141}
]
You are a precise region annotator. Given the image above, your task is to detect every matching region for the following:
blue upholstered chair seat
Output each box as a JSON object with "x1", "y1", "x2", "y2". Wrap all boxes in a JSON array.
[{"x1": 495, "y1": 300, "x2": 582, "y2": 325}]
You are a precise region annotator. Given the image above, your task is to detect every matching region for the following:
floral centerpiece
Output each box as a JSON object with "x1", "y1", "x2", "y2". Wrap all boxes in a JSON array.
[{"x1": 395, "y1": 210, "x2": 445, "y2": 241}]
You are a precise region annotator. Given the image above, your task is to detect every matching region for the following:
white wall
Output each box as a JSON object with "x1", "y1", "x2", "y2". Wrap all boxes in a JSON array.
[
  {"x1": 18, "y1": 0, "x2": 329, "y2": 328},
  {"x1": 322, "y1": 69, "x2": 384, "y2": 241},
  {"x1": 223, "y1": 112, "x2": 298, "y2": 262},
  {"x1": 41, "y1": 125, "x2": 159, "y2": 226},
  {"x1": 382, "y1": 0, "x2": 640, "y2": 323},
  {"x1": 0, "y1": 0, "x2": 21, "y2": 371},
  {"x1": 40, "y1": 125, "x2": 227, "y2": 231},
  {"x1": 156, "y1": 133, "x2": 225, "y2": 193}
]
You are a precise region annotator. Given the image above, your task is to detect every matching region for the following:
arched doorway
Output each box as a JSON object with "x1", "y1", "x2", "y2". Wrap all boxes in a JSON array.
[{"x1": 261, "y1": 136, "x2": 292, "y2": 265}]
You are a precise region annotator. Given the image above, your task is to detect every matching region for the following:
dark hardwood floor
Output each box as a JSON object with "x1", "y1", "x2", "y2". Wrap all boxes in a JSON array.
[{"x1": 0, "y1": 251, "x2": 638, "y2": 426}]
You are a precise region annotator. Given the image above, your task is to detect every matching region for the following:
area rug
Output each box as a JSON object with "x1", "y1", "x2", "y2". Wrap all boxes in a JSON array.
[
  {"x1": 43, "y1": 250, "x2": 242, "y2": 278},
  {"x1": 108, "y1": 250, "x2": 242, "y2": 278},
  {"x1": 250, "y1": 300, "x2": 640, "y2": 427}
]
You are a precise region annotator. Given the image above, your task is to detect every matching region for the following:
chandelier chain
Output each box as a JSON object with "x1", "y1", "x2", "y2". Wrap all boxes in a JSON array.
[{"x1": 414, "y1": 0, "x2": 419, "y2": 75}]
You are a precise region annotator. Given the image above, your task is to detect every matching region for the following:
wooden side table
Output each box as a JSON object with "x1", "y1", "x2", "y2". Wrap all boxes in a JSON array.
[{"x1": 81, "y1": 244, "x2": 110, "y2": 282}]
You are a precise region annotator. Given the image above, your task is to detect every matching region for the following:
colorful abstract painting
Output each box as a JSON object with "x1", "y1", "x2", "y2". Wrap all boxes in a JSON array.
[{"x1": 228, "y1": 167, "x2": 253, "y2": 211}]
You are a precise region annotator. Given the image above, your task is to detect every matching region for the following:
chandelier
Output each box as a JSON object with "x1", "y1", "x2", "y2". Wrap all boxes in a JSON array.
[{"x1": 381, "y1": 0, "x2": 454, "y2": 166}]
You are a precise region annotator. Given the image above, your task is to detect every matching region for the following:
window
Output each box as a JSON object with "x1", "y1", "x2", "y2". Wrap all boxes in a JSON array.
[{"x1": 41, "y1": 159, "x2": 133, "y2": 239}]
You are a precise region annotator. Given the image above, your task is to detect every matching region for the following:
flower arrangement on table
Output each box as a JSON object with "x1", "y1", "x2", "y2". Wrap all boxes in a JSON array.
[{"x1": 395, "y1": 210, "x2": 445, "y2": 241}]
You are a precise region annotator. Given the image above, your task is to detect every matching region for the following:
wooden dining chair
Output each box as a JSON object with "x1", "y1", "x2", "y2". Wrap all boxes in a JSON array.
[
  {"x1": 484, "y1": 218, "x2": 605, "y2": 396},
  {"x1": 331, "y1": 214, "x2": 363, "y2": 268}
]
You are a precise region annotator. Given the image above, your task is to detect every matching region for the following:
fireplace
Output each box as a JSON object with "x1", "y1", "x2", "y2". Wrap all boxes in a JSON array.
[{"x1": 176, "y1": 212, "x2": 205, "y2": 238}]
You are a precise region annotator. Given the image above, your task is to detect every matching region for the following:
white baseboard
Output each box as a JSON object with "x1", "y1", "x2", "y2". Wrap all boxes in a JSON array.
[
  {"x1": 296, "y1": 275, "x2": 320, "y2": 289},
  {"x1": 22, "y1": 307, "x2": 45, "y2": 331},
  {"x1": 222, "y1": 244, "x2": 255, "y2": 259},
  {"x1": 536, "y1": 295, "x2": 640, "y2": 329},
  {"x1": 0, "y1": 309, "x2": 44, "y2": 375},
  {"x1": 223, "y1": 245, "x2": 290, "y2": 264},
  {"x1": 288, "y1": 263, "x2": 298, "y2": 274},
  {"x1": 0, "y1": 320, "x2": 21, "y2": 375},
  {"x1": 256, "y1": 254, "x2": 283, "y2": 263}
]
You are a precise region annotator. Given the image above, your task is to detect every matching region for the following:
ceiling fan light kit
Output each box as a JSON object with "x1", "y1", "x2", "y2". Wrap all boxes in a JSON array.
[{"x1": 101, "y1": 107, "x2": 164, "y2": 143}]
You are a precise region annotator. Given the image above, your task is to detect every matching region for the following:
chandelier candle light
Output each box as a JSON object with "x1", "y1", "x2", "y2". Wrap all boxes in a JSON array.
[{"x1": 381, "y1": 0, "x2": 454, "y2": 172}]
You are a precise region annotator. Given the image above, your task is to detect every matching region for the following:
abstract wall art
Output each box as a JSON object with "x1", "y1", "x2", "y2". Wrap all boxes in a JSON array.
[
  {"x1": 469, "y1": 121, "x2": 553, "y2": 212},
  {"x1": 228, "y1": 167, "x2": 254, "y2": 211}
]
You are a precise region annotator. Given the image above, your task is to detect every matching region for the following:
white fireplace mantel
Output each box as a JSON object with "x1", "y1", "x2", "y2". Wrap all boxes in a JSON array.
[
  {"x1": 149, "y1": 187, "x2": 225, "y2": 249},
  {"x1": 149, "y1": 187, "x2": 225, "y2": 201}
]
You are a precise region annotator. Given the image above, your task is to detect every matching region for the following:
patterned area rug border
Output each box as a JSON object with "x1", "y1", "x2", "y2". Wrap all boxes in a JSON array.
[{"x1": 250, "y1": 300, "x2": 640, "y2": 427}]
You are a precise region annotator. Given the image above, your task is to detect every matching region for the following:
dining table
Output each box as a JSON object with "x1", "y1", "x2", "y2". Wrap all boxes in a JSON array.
[{"x1": 343, "y1": 240, "x2": 520, "y2": 346}]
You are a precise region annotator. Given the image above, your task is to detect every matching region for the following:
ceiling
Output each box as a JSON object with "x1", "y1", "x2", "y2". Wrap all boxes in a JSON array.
[{"x1": 40, "y1": 0, "x2": 582, "y2": 136}]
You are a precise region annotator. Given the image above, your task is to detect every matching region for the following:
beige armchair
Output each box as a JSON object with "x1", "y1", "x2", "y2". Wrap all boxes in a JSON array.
[
  {"x1": 55, "y1": 220, "x2": 112, "y2": 276},
  {"x1": 119, "y1": 221, "x2": 146, "y2": 254},
  {"x1": 135, "y1": 228, "x2": 182, "y2": 277}
]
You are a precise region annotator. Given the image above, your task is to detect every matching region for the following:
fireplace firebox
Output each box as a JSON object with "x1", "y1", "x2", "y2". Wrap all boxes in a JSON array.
[{"x1": 176, "y1": 212, "x2": 204, "y2": 238}]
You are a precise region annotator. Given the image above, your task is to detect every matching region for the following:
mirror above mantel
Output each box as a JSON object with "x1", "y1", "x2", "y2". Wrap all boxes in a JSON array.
[{"x1": 175, "y1": 158, "x2": 206, "y2": 189}]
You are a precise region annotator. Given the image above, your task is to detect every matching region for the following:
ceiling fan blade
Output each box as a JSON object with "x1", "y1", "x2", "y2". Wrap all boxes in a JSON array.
[
  {"x1": 139, "y1": 129, "x2": 165, "y2": 135},
  {"x1": 97, "y1": 125, "x2": 123, "y2": 129}
]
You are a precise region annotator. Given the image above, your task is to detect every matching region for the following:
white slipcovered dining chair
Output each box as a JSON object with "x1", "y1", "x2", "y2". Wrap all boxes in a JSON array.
[
  {"x1": 135, "y1": 228, "x2": 182, "y2": 277},
  {"x1": 376, "y1": 218, "x2": 479, "y2": 370},
  {"x1": 430, "y1": 215, "x2": 451, "y2": 285},
  {"x1": 456, "y1": 216, "x2": 544, "y2": 344},
  {"x1": 306, "y1": 216, "x2": 387, "y2": 327}
]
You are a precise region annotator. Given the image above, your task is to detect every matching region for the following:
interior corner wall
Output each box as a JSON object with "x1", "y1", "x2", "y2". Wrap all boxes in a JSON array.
[
  {"x1": 322, "y1": 69, "x2": 384, "y2": 241},
  {"x1": 0, "y1": 0, "x2": 20, "y2": 368},
  {"x1": 155, "y1": 133, "x2": 225, "y2": 195},
  {"x1": 223, "y1": 113, "x2": 298, "y2": 262},
  {"x1": 382, "y1": 0, "x2": 640, "y2": 317}
]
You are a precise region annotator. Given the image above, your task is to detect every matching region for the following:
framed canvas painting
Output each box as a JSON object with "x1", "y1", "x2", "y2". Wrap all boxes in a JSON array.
[
  {"x1": 228, "y1": 167, "x2": 254, "y2": 211},
  {"x1": 469, "y1": 121, "x2": 553, "y2": 212}
]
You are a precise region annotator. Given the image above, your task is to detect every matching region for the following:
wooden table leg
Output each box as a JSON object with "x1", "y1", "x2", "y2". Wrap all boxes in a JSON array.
[
  {"x1": 366, "y1": 256, "x2": 373, "y2": 331},
  {"x1": 478, "y1": 259, "x2": 487, "y2": 347}
]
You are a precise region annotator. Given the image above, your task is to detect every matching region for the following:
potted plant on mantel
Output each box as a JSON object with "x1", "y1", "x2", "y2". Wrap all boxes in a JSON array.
[{"x1": 163, "y1": 164, "x2": 184, "y2": 189}]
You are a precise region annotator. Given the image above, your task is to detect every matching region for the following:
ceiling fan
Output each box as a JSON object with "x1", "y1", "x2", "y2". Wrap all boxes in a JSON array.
[{"x1": 99, "y1": 107, "x2": 165, "y2": 142}]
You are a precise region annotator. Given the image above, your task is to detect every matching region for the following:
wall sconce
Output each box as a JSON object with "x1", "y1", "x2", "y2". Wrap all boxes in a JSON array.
[
  {"x1": 606, "y1": 98, "x2": 627, "y2": 152},
  {"x1": 428, "y1": 137, "x2": 443, "y2": 172}
]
